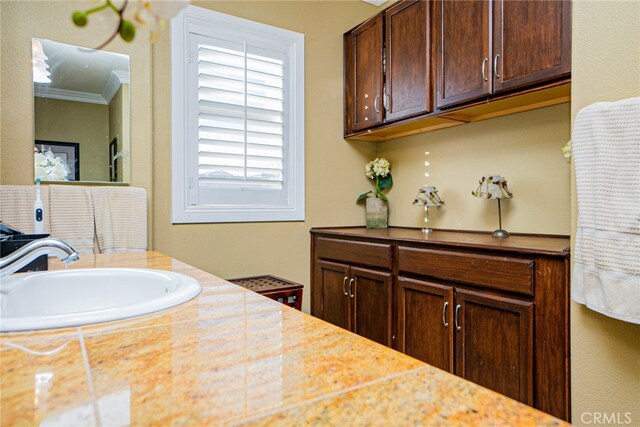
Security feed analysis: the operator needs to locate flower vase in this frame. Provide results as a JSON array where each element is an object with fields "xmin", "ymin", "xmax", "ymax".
[{"xmin": 366, "ymin": 198, "xmax": 388, "ymax": 229}]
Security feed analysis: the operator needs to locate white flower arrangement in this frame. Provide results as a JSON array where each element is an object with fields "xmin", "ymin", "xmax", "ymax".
[
  {"xmin": 34, "ymin": 149, "xmax": 70, "ymax": 182},
  {"xmin": 358, "ymin": 158, "xmax": 393, "ymax": 202}
]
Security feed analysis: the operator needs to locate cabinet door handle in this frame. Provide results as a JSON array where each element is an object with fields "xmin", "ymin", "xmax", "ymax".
[
  {"xmin": 349, "ymin": 278, "xmax": 355, "ymax": 298},
  {"xmin": 374, "ymin": 95, "xmax": 380, "ymax": 113},
  {"xmin": 482, "ymin": 57, "xmax": 489, "ymax": 81},
  {"xmin": 342, "ymin": 276, "xmax": 348, "ymax": 296},
  {"xmin": 442, "ymin": 301, "xmax": 449, "ymax": 328},
  {"xmin": 493, "ymin": 54, "xmax": 501, "ymax": 78},
  {"xmin": 454, "ymin": 304, "xmax": 462, "ymax": 331}
]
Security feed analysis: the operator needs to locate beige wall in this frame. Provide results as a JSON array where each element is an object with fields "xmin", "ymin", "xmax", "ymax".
[
  {"xmin": 152, "ymin": 1, "xmax": 377, "ymax": 313},
  {"xmin": 379, "ymin": 104, "xmax": 571, "ymax": 234},
  {"xmin": 35, "ymin": 97, "xmax": 110, "ymax": 182},
  {"xmin": 570, "ymin": 1, "xmax": 640, "ymax": 424},
  {"xmin": 0, "ymin": 1, "xmax": 153, "ymax": 245}
]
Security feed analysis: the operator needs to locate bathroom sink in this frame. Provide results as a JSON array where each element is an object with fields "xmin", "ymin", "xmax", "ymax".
[{"xmin": 0, "ymin": 268, "xmax": 201, "ymax": 332}]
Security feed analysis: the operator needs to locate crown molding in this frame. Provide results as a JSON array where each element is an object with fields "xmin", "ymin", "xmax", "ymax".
[
  {"xmin": 33, "ymin": 86, "xmax": 107, "ymax": 105},
  {"xmin": 362, "ymin": 0, "xmax": 388, "ymax": 6},
  {"xmin": 102, "ymin": 70, "xmax": 130, "ymax": 103}
]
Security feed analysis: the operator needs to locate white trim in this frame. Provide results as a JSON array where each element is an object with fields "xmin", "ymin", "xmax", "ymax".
[
  {"xmin": 171, "ymin": 6, "xmax": 305, "ymax": 224},
  {"xmin": 33, "ymin": 86, "xmax": 107, "ymax": 105},
  {"xmin": 102, "ymin": 71, "xmax": 129, "ymax": 103},
  {"xmin": 362, "ymin": 0, "xmax": 389, "ymax": 5}
]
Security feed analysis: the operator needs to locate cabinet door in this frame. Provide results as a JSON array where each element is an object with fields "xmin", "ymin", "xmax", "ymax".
[
  {"xmin": 344, "ymin": 13, "xmax": 384, "ymax": 133},
  {"xmin": 454, "ymin": 288, "xmax": 533, "ymax": 405},
  {"xmin": 493, "ymin": 0, "xmax": 571, "ymax": 93},
  {"xmin": 314, "ymin": 260, "xmax": 350, "ymax": 330},
  {"xmin": 436, "ymin": 0, "xmax": 491, "ymax": 108},
  {"xmin": 351, "ymin": 267, "xmax": 393, "ymax": 347},
  {"xmin": 397, "ymin": 277, "xmax": 454, "ymax": 372},
  {"xmin": 384, "ymin": 0, "xmax": 432, "ymax": 122}
]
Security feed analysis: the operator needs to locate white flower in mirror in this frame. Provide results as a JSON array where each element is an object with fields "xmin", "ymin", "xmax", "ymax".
[{"xmin": 34, "ymin": 149, "xmax": 70, "ymax": 182}]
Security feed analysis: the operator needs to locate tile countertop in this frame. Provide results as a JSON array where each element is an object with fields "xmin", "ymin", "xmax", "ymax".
[{"xmin": 0, "ymin": 251, "xmax": 567, "ymax": 426}]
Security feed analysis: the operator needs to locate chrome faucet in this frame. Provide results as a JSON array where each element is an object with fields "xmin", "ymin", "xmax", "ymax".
[{"xmin": 0, "ymin": 238, "xmax": 79, "ymax": 278}]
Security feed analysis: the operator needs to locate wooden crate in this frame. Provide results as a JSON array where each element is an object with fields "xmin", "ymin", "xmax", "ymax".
[{"xmin": 228, "ymin": 275, "xmax": 303, "ymax": 311}]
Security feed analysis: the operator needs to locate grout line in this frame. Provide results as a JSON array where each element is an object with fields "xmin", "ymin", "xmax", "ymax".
[
  {"xmin": 78, "ymin": 328, "xmax": 103, "ymax": 427},
  {"xmin": 228, "ymin": 365, "xmax": 431, "ymax": 425}
]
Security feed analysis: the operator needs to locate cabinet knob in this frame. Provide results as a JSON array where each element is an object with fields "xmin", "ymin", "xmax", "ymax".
[
  {"xmin": 455, "ymin": 304, "xmax": 462, "ymax": 331},
  {"xmin": 442, "ymin": 301, "xmax": 449, "ymax": 328}
]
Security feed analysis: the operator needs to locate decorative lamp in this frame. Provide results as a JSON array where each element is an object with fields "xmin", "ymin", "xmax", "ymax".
[
  {"xmin": 472, "ymin": 175, "xmax": 513, "ymax": 238},
  {"xmin": 413, "ymin": 186, "xmax": 444, "ymax": 233}
]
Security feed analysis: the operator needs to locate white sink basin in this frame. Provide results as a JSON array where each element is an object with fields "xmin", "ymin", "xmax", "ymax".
[{"xmin": 0, "ymin": 268, "xmax": 201, "ymax": 332}]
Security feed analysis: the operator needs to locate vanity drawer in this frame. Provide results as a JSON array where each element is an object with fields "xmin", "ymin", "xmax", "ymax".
[
  {"xmin": 315, "ymin": 237, "xmax": 392, "ymax": 269},
  {"xmin": 398, "ymin": 247, "xmax": 534, "ymax": 295}
]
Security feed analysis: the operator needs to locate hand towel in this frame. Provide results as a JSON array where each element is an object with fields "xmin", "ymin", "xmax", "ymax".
[
  {"xmin": 92, "ymin": 187, "xmax": 147, "ymax": 253},
  {"xmin": 48, "ymin": 186, "xmax": 97, "ymax": 254},
  {"xmin": 572, "ymin": 97, "xmax": 640, "ymax": 324},
  {"xmin": 0, "ymin": 185, "xmax": 50, "ymax": 234}
]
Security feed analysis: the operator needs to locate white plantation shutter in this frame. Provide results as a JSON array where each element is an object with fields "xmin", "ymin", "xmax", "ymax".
[
  {"xmin": 196, "ymin": 38, "xmax": 285, "ymax": 186},
  {"xmin": 172, "ymin": 7, "xmax": 304, "ymax": 223}
]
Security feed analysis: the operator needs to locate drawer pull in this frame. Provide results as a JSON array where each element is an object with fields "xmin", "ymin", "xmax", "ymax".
[
  {"xmin": 349, "ymin": 278, "xmax": 355, "ymax": 298},
  {"xmin": 455, "ymin": 304, "xmax": 462, "ymax": 331},
  {"xmin": 482, "ymin": 57, "xmax": 489, "ymax": 81},
  {"xmin": 494, "ymin": 54, "xmax": 501, "ymax": 78},
  {"xmin": 442, "ymin": 301, "xmax": 449, "ymax": 328},
  {"xmin": 342, "ymin": 276, "xmax": 348, "ymax": 296}
]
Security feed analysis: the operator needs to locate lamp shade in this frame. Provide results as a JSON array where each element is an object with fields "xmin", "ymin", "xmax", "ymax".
[
  {"xmin": 413, "ymin": 186, "xmax": 445, "ymax": 207},
  {"xmin": 472, "ymin": 175, "xmax": 512, "ymax": 200}
]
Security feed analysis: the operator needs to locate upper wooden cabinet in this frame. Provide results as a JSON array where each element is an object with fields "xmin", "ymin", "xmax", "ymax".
[
  {"xmin": 344, "ymin": 0, "xmax": 431, "ymax": 134},
  {"xmin": 384, "ymin": 0, "xmax": 432, "ymax": 122},
  {"xmin": 493, "ymin": 0, "xmax": 571, "ymax": 92},
  {"xmin": 344, "ymin": 14, "xmax": 384, "ymax": 133},
  {"xmin": 344, "ymin": 0, "xmax": 571, "ymax": 140},
  {"xmin": 436, "ymin": 0, "xmax": 571, "ymax": 109},
  {"xmin": 435, "ymin": 0, "xmax": 491, "ymax": 108}
]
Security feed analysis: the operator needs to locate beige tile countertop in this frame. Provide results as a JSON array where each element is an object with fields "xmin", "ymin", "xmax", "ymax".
[{"xmin": 1, "ymin": 252, "xmax": 568, "ymax": 426}]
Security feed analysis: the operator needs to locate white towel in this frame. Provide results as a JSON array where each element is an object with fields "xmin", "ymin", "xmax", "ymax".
[
  {"xmin": 0, "ymin": 185, "xmax": 50, "ymax": 234},
  {"xmin": 92, "ymin": 187, "xmax": 147, "ymax": 253},
  {"xmin": 572, "ymin": 97, "xmax": 640, "ymax": 324},
  {"xmin": 48, "ymin": 186, "xmax": 98, "ymax": 254}
]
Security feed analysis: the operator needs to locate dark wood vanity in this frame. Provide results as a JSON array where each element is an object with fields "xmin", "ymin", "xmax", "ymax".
[{"xmin": 310, "ymin": 227, "xmax": 570, "ymax": 421}]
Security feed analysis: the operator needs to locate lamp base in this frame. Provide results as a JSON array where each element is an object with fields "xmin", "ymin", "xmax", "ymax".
[
  {"xmin": 422, "ymin": 228, "xmax": 434, "ymax": 234},
  {"xmin": 492, "ymin": 229, "xmax": 510, "ymax": 238}
]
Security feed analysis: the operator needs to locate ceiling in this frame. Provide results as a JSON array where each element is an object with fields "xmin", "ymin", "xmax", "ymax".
[{"xmin": 36, "ymin": 38, "xmax": 129, "ymax": 103}]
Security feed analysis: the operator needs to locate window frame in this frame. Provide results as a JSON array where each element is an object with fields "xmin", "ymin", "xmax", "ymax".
[{"xmin": 171, "ymin": 6, "xmax": 305, "ymax": 224}]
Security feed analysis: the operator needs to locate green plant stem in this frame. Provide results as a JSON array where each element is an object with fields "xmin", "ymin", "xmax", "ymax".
[
  {"xmin": 375, "ymin": 176, "xmax": 380, "ymax": 198},
  {"xmin": 85, "ymin": 2, "xmax": 111, "ymax": 16},
  {"xmin": 93, "ymin": 0, "xmax": 129, "ymax": 50},
  {"xmin": 106, "ymin": 0, "xmax": 120, "ymax": 14}
]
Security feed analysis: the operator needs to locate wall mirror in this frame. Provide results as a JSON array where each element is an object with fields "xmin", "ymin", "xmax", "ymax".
[{"xmin": 32, "ymin": 38, "xmax": 131, "ymax": 183}]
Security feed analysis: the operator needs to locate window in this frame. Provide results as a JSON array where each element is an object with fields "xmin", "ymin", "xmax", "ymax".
[{"xmin": 171, "ymin": 6, "xmax": 304, "ymax": 223}]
